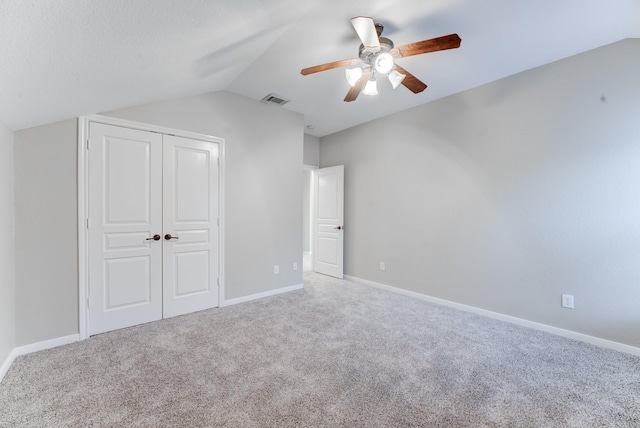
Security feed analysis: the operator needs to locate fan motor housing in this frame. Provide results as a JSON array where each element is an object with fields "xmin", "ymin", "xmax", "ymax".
[{"xmin": 359, "ymin": 37, "xmax": 394, "ymax": 63}]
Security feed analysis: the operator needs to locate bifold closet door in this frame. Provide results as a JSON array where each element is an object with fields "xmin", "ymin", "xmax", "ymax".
[
  {"xmin": 88, "ymin": 123, "xmax": 163, "ymax": 335},
  {"xmin": 88, "ymin": 123, "xmax": 219, "ymax": 335}
]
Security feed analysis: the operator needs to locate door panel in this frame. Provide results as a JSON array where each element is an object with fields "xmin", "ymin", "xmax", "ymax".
[
  {"xmin": 88, "ymin": 123, "xmax": 163, "ymax": 335},
  {"xmin": 162, "ymin": 135, "xmax": 219, "ymax": 318},
  {"xmin": 317, "ymin": 237, "xmax": 338, "ymax": 265},
  {"xmin": 104, "ymin": 256, "xmax": 151, "ymax": 308},
  {"xmin": 173, "ymin": 251, "xmax": 210, "ymax": 296},
  {"xmin": 174, "ymin": 147, "xmax": 210, "ymax": 222},
  {"xmin": 104, "ymin": 139, "xmax": 153, "ymax": 224},
  {"xmin": 314, "ymin": 165, "xmax": 344, "ymax": 278},
  {"xmin": 318, "ymin": 174, "xmax": 339, "ymax": 219}
]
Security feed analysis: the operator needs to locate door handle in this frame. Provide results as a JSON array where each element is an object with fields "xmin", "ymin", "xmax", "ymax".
[
  {"xmin": 334, "ymin": 226, "xmax": 343, "ymax": 230},
  {"xmin": 146, "ymin": 234, "xmax": 161, "ymax": 241},
  {"xmin": 164, "ymin": 234, "xmax": 179, "ymax": 240}
]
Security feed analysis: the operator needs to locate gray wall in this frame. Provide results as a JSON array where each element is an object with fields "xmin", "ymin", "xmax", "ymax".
[
  {"xmin": 320, "ymin": 39, "xmax": 640, "ymax": 348},
  {"xmin": 14, "ymin": 120, "xmax": 78, "ymax": 346},
  {"xmin": 303, "ymin": 134, "xmax": 320, "ymax": 167},
  {"xmin": 12, "ymin": 91, "xmax": 304, "ymax": 345},
  {"xmin": 0, "ymin": 122, "xmax": 15, "ymax": 363},
  {"xmin": 303, "ymin": 134, "xmax": 320, "ymax": 254}
]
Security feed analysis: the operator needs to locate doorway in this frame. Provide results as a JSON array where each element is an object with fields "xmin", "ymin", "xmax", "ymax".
[{"xmin": 303, "ymin": 165, "xmax": 345, "ymax": 278}]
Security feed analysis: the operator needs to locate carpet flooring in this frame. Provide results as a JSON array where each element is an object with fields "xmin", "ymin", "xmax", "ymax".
[{"xmin": 1, "ymin": 273, "xmax": 639, "ymax": 427}]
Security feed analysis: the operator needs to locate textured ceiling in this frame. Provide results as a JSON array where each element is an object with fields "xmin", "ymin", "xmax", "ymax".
[{"xmin": 1, "ymin": 0, "xmax": 638, "ymax": 136}]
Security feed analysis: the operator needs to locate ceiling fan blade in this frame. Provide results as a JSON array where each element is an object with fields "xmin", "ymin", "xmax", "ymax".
[
  {"xmin": 301, "ymin": 59, "xmax": 358, "ymax": 76},
  {"xmin": 344, "ymin": 69, "xmax": 372, "ymax": 102},
  {"xmin": 394, "ymin": 65, "xmax": 427, "ymax": 94},
  {"xmin": 394, "ymin": 34, "xmax": 461, "ymax": 58},
  {"xmin": 351, "ymin": 16, "xmax": 380, "ymax": 49}
]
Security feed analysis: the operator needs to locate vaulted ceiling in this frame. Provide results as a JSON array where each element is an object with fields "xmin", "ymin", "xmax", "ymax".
[{"xmin": 1, "ymin": 0, "xmax": 638, "ymax": 136}]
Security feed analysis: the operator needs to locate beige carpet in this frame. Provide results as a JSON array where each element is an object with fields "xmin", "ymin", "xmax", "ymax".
[{"xmin": 1, "ymin": 273, "xmax": 639, "ymax": 427}]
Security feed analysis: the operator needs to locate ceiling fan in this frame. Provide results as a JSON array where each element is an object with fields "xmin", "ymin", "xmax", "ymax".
[{"xmin": 300, "ymin": 16, "xmax": 461, "ymax": 102}]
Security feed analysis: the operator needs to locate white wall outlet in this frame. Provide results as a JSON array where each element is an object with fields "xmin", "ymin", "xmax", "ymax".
[
  {"xmin": 274, "ymin": 265, "xmax": 279, "ymax": 275},
  {"xmin": 293, "ymin": 262, "xmax": 298, "ymax": 271},
  {"xmin": 379, "ymin": 262, "xmax": 386, "ymax": 271},
  {"xmin": 561, "ymin": 294, "xmax": 574, "ymax": 309}
]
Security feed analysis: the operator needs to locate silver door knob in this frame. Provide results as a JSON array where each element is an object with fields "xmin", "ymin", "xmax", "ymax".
[{"xmin": 164, "ymin": 234, "xmax": 179, "ymax": 240}]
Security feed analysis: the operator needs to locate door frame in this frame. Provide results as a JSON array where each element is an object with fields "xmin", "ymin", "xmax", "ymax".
[
  {"xmin": 303, "ymin": 165, "xmax": 318, "ymax": 272},
  {"xmin": 77, "ymin": 114, "xmax": 226, "ymax": 340}
]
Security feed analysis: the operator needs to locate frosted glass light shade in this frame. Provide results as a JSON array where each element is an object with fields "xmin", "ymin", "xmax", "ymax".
[
  {"xmin": 374, "ymin": 52, "xmax": 394, "ymax": 74},
  {"xmin": 362, "ymin": 78, "xmax": 378, "ymax": 96},
  {"xmin": 345, "ymin": 67, "xmax": 363, "ymax": 86},
  {"xmin": 388, "ymin": 69, "xmax": 406, "ymax": 89}
]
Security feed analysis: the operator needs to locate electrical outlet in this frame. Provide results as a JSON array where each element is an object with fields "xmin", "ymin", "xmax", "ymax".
[
  {"xmin": 274, "ymin": 265, "xmax": 279, "ymax": 275},
  {"xmin": 561, "ymin": 294, "xmax": 574, "ymax": 309},
  {"xmin": 379, "ymin": 262, "xmax": 386, "ymax": 271},
  {"xmin": 293, "ymin": 262, "xmax": 298, "ymax": 271}
]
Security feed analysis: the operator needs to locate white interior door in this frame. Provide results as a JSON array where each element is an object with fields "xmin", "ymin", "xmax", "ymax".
[
  {"xmin": 88, "ymin": 123, "xmax": 163, "ymax": 335},
  {"xmin": 162, "ymin": 135, "xmax": 219, "ymax": 318},
  {"xmin": 314, "ymin": 165, "xmax": 344, "ymax": 278},
  {"xmin": 88, "ymin": 123, "xmax": 220, "ymax": 335}
]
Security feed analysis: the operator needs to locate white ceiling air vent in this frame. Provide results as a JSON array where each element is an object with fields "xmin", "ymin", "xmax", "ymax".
[{"xmin": 261, "ymin": 93, "xmax": 290, "ymax": 106}]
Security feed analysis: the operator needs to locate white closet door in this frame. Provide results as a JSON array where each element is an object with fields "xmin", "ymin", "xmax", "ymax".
[
  {"xmin": 162, "ymin": 135, "xmax": 219, "ymax": 317},
  {"xmin": 88, "ymin": 123, "xmax": 163, "ymax": 335}
]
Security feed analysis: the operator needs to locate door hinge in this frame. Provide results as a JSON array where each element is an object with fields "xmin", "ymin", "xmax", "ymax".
[
  {"xmin": 86, "ymin": 218, "xmax": 90, "ymax": 229},
  {"xmin": 86, "ymin": 139, "xmax": 90, "ymax": 150},
  {"xmin": 217, "ymin": 218, "xmax": 219, "ymax": 227},
  {"xmin": 87, "ymin": 297, "xmax": 91, "ymax": 308}
]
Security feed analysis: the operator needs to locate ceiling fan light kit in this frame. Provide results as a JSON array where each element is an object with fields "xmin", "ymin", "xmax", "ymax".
[
  {"xmin": 363, "ymin": 78, "xmax": 378, "ymax": 96},
  {"xmin": 374, "ymin": 52, "xmax": 394, "ymax": 74},
  {"xmin": 301, "ymin": 16, "xmax": 461, "ymax": 102},
  {"xmin": 388, "ymin": 69, "xmax": 406, "ymax": 89},
  {"xmin": 345, "ymin": 67, "xmax": 364, "ymax": 86}
]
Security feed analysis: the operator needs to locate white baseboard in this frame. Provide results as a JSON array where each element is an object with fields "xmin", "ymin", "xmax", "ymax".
[
  {"xmin": 222, "ymin": 283, "xmax": 304, "ymax": 307},
  {"xmin": 0, "ymin": 349, "xmax": 18, "ymax": 383},
  {"xmin": 345, "ymin": 275, "xmax": 640, "ymax": 357},
  {"xmin": 0, "ymin": 334, "xmax": 80, "ymax": 383}
]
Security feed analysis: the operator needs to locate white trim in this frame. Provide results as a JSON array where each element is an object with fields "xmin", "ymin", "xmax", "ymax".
[
  {"xmin": 345, "ymin": 275, "xmax": 640, "ymax": 357},
  {"xmin": 0, "ymin": 349, "xmax": 17, "ymax": 382},
  {"xmin": 218, "ymin": 135, "xmax": 226, "ymax": 306},
  {"xmin": 222, "ymin": 283, "xmax": 304, "ymax": 307},
  {"xmin": 77, "ymin": 119, "xmax": 88, "ymax": 339},
  {"xmin": 303, "ymin": 165, "xmax": 317, "ymax": 272},
  {"xmin": 81, "ymin": 114, "xmax": 223, "ymax": 142},
  {"xmin": 78, "ymin": 114, "xmax": 226, "ymax": 339},
  {"xmin": 1, "ymin": 334, "xmax": 80, "ymax": 382},
  {"xmin": 13, "ymin": 334, "xmax": 80, "ymax": 356}
]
